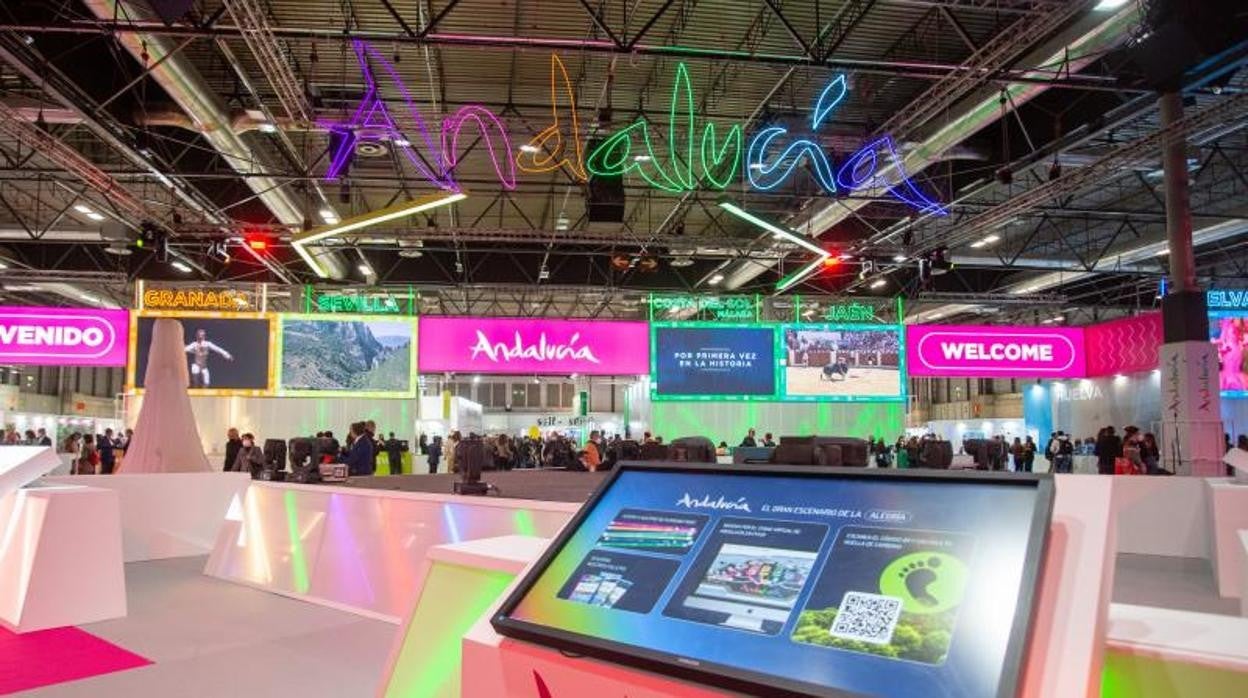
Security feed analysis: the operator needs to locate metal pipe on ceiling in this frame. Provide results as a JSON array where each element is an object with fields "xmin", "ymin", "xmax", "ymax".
[
  {"xmin": 79, "ymin": 0, "xmax": 346, "ymax": 279},
  {"xmin": 719, "ymin": 3, "xmax": 1143, "ymax": 291}
]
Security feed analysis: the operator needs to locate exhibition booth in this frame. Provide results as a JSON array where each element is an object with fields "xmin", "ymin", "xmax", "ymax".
[{"xmin": 2, "ymin": 288, "xmax": 1248, "ymax": 697}]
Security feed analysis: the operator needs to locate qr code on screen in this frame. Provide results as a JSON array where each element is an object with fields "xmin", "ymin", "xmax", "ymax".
[{"xmin": 828, "ymin": 591, "xmax": 903, "ymax": 645}]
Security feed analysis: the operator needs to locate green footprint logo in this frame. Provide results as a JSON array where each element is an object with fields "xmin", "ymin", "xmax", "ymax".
[{"xmin": 879, "ymin": 552, "xmax": 968, "ymax": 615}]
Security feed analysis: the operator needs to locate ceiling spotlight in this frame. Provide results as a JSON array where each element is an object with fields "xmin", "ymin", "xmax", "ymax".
[
  {"xmin": 257, "ymin": 122, "xmax": 278, "ymax": 134},
  {"xmin": 749, "ymin": 163, "xmax": 765, "ymax": 170},
  {"xmin": 319, "ymin": 208, "xmax": 339, "ymax": 225},
  {"xmin": 633, "ymin": 154, "xmax": 652, "ymax": 163},
  {"xmin": 708, "ymin": 273, "xmax": 724, "ymax": 286},
  {"xmin": 870, "ymin": 278, "xmax": 887, "ymax": 289},
  {"xmin": 171, "ymin": 261, "xmax": 192, "ymax": 273},
  {"xmin": 670, "ymin": 257, "xmax": 694, "ymax": 268},
  {"xmin": 473, "ymin": 375, "xmax": 481, "ymax": 384},
  {"xmin": 519, "ymin": 144, "xmax": 540, "ymax": 154},
  {"xmin": 73, "ymin": 204, "xmax": 93, "ymax": 214},
  {"xmin": 555, "ymin": 214, "xmax": 569, "ymax": 231},
  {"xmin": 538, "ymin": 266, "xmax": 550, "ymax": 281},
  {"xmin": 893, "ymin": 254, "xmax": 907, "ymax": 263},
  {"xmin": 358, "ymin": 263, "xmax": 374, "ymax": 276},
  {"xmin": 392, "ymin": 138, "xmax": 412, "ymax": 147},
  {"xmin": 86, "ymin": 212, "xmax": 106, "ymax": 221}
]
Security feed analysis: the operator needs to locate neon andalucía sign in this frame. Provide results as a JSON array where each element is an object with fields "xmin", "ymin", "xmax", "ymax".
[{"xmin": 319, "ymin": 40, "xmax": 944, "ymax": 214}]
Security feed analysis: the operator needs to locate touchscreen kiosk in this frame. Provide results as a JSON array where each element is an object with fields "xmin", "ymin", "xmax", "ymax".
[{"xmin": 493, "ymin": 464, "xmax": 1054, "ymax": 698}]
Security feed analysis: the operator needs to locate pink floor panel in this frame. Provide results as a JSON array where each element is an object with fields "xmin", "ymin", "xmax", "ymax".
[{"xmin": 0, "ymin": 626, "xmax": 151, "ymax": 695}]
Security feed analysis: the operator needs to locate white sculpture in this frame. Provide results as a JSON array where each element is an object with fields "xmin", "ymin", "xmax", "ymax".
[{"xmin": 123, "ymin": 318, "xmax": 211, "ymax": 473}]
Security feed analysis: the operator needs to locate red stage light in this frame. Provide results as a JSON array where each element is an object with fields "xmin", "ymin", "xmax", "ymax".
[
  {"xmin": 247, "ymin": 239, "xmax": 267, "ymax": 251},
  {"xmin": 822, "ymin": 256, "xmax": 841, "ymax": 268}
]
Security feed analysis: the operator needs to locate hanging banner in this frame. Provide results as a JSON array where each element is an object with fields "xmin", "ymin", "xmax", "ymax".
[
  {"xmin": 305, "ymin": 286, "xmax": 415, "ymax": 315},
  {"xmin": 648, "ymin": 294, "xmax": 758, "ymax": 323},
  {"xmin": 418, "ymin": 317, "xmax": 649, "ymax": 376},
  {"xmin": 906, "ymin": 325, "xmax": 1085, "ymax": 378},
  {"xmin": 1084, "ymin": 313, "xmax": 1163, "ymax": 377},
  {"xmin": 0, "ymin": 306, "xmax": 129, "ymax": 367}
]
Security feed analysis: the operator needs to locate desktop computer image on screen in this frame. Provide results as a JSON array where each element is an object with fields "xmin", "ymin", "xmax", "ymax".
[{"xmin": 493, "ymin": 465, "xmax": 1053, "ymax": 698}]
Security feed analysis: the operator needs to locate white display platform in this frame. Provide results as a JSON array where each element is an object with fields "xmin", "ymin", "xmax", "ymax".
[
  {"xmin": 204, "ymin": 482, "xmax": 579, "ymax": 621},
  {"xmin": 1113, "ymin": 476, "xmax": 1211, "ymax": 559},
  {"xmin": 1240, "ymin": 531, "xmax": 1248, "ymax": 617},
  {"xmin": 455, "ymin": 475, "xmax": 1117, "ymax": 698},
  {"xmin": 43, "ymin": 472, "xmax": 250, "ymax": 562},
  {"xmin": 0, "ymin": 446, "xmax": 61, "ymax": 497},
  {"xmin": 1107, "ymin": 603, "xmax": 1248, "ymax": 673},
  {"xmin": 379, "ymin": 535, "xmax": 551, "ymax": 698},
  {"xmin": 0, "ymin": 484, "xmax": 126, "ymax": 632},
  {"xmin": 1207, "ymin": 479, "xmax": 1248, "ymax": 598}
]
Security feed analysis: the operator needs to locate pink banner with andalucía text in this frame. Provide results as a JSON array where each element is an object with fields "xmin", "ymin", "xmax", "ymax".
[
  {"xmin": 0, "ymin": 306, "xmax": 129, "ymax": 367},
  {"xmin": 906, "ymin": 324, "xmax": 1086, "ymax": 378},
  {"xmin": 418, "ymin": 317, "xmax": 650, "ymax": 375}
]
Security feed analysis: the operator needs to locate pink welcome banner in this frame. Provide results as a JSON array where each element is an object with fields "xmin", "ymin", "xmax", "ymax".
[
  {"xmin": 419, "ymin": 317, "xmax": 649, "ymax": 375},
  {"xmin": 0, "ymin": 306, "xmax": 129, "ymax": 367},
  {"xmin": 906, "ymin": 324, "xmax": 1085, "ymax": 377},
  {"xmin": 1084, "ymin": 312, "xmax": 1162, "ymax": 377}
]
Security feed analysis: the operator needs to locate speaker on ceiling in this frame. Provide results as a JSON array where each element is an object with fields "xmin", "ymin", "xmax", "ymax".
[{"xmin": 586, "ymin": 138, "xmax": 625, "ymax": 223}]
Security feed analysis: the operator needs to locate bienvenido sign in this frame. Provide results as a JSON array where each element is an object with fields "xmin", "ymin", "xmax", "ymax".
[
  {"xmin": 418, "ymin": 317, "xmax": 649, "ymax": 376},
  {"xmin": 906, "ymin": 325, "xmax": 1086, "ymax": 378},
  {"xmin": 0, "ymin": 306, "xmax": 129, "ymax": 367}
]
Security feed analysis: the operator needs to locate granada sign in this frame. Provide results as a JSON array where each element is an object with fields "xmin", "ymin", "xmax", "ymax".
[
  {"xmin": 418, "ymin": 317, "xmax": 649, "ymax": 375},
  {"xmin": 0, "ymin": 306, "xmax": 128, "ymax": 366},
  {"xmin": 906, "ymin": 325, "xmax": 1085, "ymax": 377}
]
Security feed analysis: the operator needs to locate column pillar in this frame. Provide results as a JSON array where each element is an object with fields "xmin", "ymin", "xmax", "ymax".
[{"xmin": 1157, "ymin": 92, "xmax": 1223, "ymax": 476}]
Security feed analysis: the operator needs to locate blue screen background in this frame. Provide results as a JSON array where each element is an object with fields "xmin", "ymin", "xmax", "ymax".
[{"xmin": 654, "ymin": 326, "xmax": 775, "ymax": 396}]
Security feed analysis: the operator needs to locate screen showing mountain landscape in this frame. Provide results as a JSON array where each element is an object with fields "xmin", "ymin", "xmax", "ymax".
[{"xmin": 280, "ymin": 318, "xmax": 414, "ymax": 394}]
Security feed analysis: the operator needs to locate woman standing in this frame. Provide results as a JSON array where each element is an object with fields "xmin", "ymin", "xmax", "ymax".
[
  {"xmin": 1141, "ymin": 433, "xmax": 1161, "ymax": 474},
  {"xmin": 1022, "ymin": 436, "xmax": 1036, "ymax": 473}
]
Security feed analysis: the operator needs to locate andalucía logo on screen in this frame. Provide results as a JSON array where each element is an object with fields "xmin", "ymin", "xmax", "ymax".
[
  {"xmin": 418, "ymin": 317, "xmax": 649, "ymax": 376},
  {"xmin": 906, "ymin": 325, "xmax": 1085, "ymax": 378},
  {"xmin": 470, "ymin": 330, "xmax": 600, "ymax": 365},
  {"xmin": 0, "ymin": 307, "xmax": 129, "ymax": 367}
]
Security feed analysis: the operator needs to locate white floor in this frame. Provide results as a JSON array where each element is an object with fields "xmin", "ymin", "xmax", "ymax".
[
  {"xmin": 20, "ymin": 556, "xmax": 396, "ymax": 697},
  {"xmin": 1113, "ymin": 553, "xmax": 1241, "ymax": 616}
]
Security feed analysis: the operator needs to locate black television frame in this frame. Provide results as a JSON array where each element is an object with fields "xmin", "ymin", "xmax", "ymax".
[{"xmin": 492, "ymin": 462, "xmax": 1055, "ymax": 698}]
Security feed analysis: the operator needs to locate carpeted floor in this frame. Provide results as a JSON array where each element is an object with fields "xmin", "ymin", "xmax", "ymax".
[{"xmin": 342, "ymin": 469, "xmax": 608, "ymax": 503}]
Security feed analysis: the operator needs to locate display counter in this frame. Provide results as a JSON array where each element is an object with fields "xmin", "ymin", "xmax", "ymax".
[
  {"xmin": 1207, "ymin": 479, "xmax": 1248, "ymax": 598},
  {"xmin": 43, "ymin": 472, "xmax": 250, "ymax": 562},
  {"xmin": 204, "ymin": 481, "xmax": 578, "ymax": 621},
  {"xmin": 0, "ymin": 484, "xmax": 126, "ymax": 632}
]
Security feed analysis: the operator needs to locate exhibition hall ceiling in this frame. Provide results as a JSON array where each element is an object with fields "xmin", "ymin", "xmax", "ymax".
[{"xmin": 0, "ymin": 1, "xmax": 1244, "ymax": 322}]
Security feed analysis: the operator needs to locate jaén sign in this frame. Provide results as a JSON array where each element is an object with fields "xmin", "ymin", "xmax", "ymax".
[
  {"xmin": 906, "ymin": 324, "xmax": 1085, "ymax": 378},
  {"xmin": 0, "ymin": 306, "xmax": 129, "ymax": 367}
]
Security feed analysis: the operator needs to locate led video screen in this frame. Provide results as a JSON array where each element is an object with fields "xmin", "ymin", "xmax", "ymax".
[
  {"xmin": 782, "ymin": 324, "xmax": 905, "ymax": 402},
  {"xmin": 132, "ymin": 315, "xmax": 273, "ymax": 394},
  {"xmin": 652, "ymin": 324, "xmax": 776, "ymax": 400},
  {"xmin": 494, "ymin": 465, "xmax": 1053, "ymax": 698},
  {"xmin": 1211, "ymin": 313, "xmax": 1248, "ymax": 398},
  {"xmin": 278, "ymin": 315, "xmax": 415, "ymax": 396}
]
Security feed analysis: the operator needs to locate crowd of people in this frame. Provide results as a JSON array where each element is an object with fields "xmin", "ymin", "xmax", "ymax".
[{"xmin": 58, "ymin": 428, "xmax": 132, "ymax": 475}]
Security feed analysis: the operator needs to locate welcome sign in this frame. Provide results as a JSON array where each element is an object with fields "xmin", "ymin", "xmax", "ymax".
[
  {"xmin": 418, "ymin": 317, "xmax": 649, "ymax": 376},
  {"xmin": 906, "ymin": 325, "xmax": 1085, "ymax": 378},
  {"xmin": 0, "ymin": 306, "xmax": 129, "ymax": 366}
]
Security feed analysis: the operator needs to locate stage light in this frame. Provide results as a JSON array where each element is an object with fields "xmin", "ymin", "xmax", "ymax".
[
  {"xmin": 86, "ymin": 212, "xmax": 106, "ymax": 221},
  {"xmin": 393, "ymin": 138, "xmax": 411, "ymax": 147},
  {"xmin": 293, "ymin": 191, "xmax": 466, "ymax": 276},
  {"xmin": 717, "ymin": 202, "xmax": 828, "ymax": 257},
  {"xmin": 519, "ymin": 144, "xmax": 540, "ymax": 154},
  {"xmin": 823, "ymin": 256, "xmax": 841, "ymax": 268},
  {"xmin": 73, "ymin": 204, "xmax": 93, "ymax": 214},
  {"xmin": 257, "ymin": 122, "xmax": 278, "ymax": 134},
  {"xmin": 871, "ymin": 278, "xmax": 887, "ymax": 289},
  {"xmin": 247, "ymin": 238, "xmax": 268, "ymax": 251},
  {"xmin": 1094, "ymin": 0, "xmax": 1128, "ymax": 9},
  {"xmin": 171, "ymin": 261, "xmax": 192, "ymax": 273},
  {"xmin": 893, "ymin": 254, "xmax": 907, "ymax": 263},
  {"xmin": 319, "ymin": 208, "xmax": 340, "ymax": 225},
  {"xmin": 708, "ymin": 273, "xmax": 724, "ymax": 286},
  {"xmin": 358, "ymin": 263, "xmax": 374, "ymax": 277}
]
